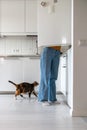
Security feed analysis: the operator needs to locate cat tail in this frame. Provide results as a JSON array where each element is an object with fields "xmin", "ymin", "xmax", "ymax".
[{"xmin": 8, "ymin": 80, "xmax": 17, "ymax": 86}]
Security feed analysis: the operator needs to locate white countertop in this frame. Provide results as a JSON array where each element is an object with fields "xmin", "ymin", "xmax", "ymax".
[{"xmin": 38, "ymin": 44, "xmax": 71, "ymax": 53}]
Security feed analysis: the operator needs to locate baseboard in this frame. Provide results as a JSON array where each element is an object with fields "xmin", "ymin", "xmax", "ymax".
[
  {"xmin": 0, "ymin": 91, "xmax": 62, "ymax": 95},
  {"xmin": 70, "ymin": 108, "xmax": 87, "ymax": 117},
  {"xmin": 0, "ymin": 91, "xmax": 15, "ymax": 94},
  {"xmin": 0, "ymin": 91, "xmax": 39, "ymax": 95}
]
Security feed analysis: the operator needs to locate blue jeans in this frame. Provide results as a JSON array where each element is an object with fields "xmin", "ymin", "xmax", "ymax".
[{"xmin": 38, "ymin": 47, "xmax": 60, "ymax": 102}]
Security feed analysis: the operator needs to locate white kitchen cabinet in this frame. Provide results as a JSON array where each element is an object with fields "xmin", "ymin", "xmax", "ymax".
[
  {"xmin": 60, "ymin": 54, "xmax": 67, "ymax": 96},
  {"xmin": 0, "ymin": 0, "xmax": 25, "ymax": 34},
  {"xmin": 0, "ymin": 0, "xmax": 37, "ymax": 35},
  {"xmin": 0, "ymin": 58, "xmax": 40, "ymax": 92},
  {"xmin": 38, "ymin": 0, "xmax": 71, "ymax": 46},
  {"xmin": 26, "ymin": 0, "xmax": 37, "ymax": 35}
]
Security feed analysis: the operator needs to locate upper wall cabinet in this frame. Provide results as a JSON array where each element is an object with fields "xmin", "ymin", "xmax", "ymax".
[
  {"xmin": 38, "ymin": 0, "xmax": 71, "ymax": 47},
  {"xmin": 0, "ymin": 0, "xmax": 25, "ymax": 34},
  {"xmin": 0, "ymin": 0, "xmax": 37, "ymax": 36},
  {"xmin": 26, "ymin": 0, "xmax": 37, "ymax": 35}
]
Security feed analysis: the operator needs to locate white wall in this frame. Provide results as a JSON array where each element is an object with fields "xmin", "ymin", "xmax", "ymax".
[{"xmin": 71, "ymin": 0, "xmax": 87, "ymax": 116}]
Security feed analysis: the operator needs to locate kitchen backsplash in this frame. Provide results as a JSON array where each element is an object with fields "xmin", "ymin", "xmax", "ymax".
[{"xmin": 0, "ymin": 36, "xmax": 41, "ymax": 56}]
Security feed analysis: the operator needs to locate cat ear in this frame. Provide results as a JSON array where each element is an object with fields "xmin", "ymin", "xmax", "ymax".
[{"xmin": 34, "ymin": 81, "xmax": 39, "ymax": 86}]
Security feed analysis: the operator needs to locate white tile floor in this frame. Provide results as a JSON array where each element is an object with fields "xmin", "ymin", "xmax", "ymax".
[{"xmin": 0, "ymin": 94, "xmax": 87, "ymax": 130}]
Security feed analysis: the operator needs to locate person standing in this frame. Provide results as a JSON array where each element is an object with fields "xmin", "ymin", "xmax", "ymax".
[{"xmin": 38, "ymin": 46, "xmax": 62, "ymax": 105}]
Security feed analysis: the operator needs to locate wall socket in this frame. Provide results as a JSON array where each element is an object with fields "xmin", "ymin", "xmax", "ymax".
[
  {"xmin": 54, "ymin": 0, "xmax": 58, "ymax": 3},
  {"xmin": 78, "ymin": 40, "xmax": 87, "ymax": 46}
]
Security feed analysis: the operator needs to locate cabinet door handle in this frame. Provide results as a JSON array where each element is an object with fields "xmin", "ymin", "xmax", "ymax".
[{"xmin": 62, "ymin": 66, "xmax": 66, "ymax": 68}]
